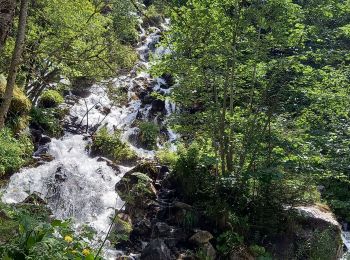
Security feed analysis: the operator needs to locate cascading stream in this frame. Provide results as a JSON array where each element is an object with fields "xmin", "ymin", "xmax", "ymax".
[{"xmin": 2, "ymin": 18, "xmax": 175, "ymax": 259}]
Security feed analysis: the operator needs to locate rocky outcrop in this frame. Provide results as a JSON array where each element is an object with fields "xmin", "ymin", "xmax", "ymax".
[{"xmin": 272, "ymin": 204, "xmax": 343, "ymax": 260}]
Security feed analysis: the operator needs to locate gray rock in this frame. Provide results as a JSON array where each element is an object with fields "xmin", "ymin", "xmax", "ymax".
[
  {"xmin": 141, "ymin": 239, "xmax": 171, "ymax": 260},
  {"xmin": 153, "ymin": 222, "xmax": 171, "ymax": 237}
]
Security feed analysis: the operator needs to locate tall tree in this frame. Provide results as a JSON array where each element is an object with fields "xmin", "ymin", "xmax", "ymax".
[
  {"xmin": 0, "ymin": 0, "xmax": 16, "ymax": 52},
  {"xmin": 0, "ymin": 0, "xmax": 29, "ymax": 129}
]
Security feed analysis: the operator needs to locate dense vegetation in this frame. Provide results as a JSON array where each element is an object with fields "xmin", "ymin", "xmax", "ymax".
[{"xmin": 0, "ymin": 0, "xmax": 350, "ymax": 259}]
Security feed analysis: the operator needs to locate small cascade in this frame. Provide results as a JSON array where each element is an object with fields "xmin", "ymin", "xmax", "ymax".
[{"xmin": 2, "ymin": 17, "xmax": 176, "ymax": 259}]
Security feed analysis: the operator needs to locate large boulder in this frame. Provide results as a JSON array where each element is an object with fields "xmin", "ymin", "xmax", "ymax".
[
  {"xmin": 273, "ymin": 205, "xmax": 343, "ymax": 260},
  {"xmin": 189, "ymin": 230, "xmax": 213, "ymax": 245},
  {"xmin": 140, "ymin": 239, "xmax": 171, "ymax": 260}
]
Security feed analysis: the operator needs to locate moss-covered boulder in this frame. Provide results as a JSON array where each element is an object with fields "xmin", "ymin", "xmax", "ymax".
[
  {"xmin": 0, "ymin": 75, "xmax": 31, "ymax": 117},
  {"xmin": 38, "ymin": 90, "xmax": 64, "ymax": 108}
]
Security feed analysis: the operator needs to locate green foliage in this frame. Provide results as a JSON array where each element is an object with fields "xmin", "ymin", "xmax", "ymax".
[
  {"xmin": 153, "ymin": 0, "xmax": 350, "ymax": 252},
  {"xmin": 0, "ymin": 128, "xmax": 33, "ymax": 176},
  {"xmin": 216, "ymin": 231, "xmax": 244, "ymax": 256},
  {"xmin": 0, "ymin": 203, "xmax": 101, "ymax": 260},
  {"xmin": 30, "ymin": 107, "xmax": 63, "ymax": 137},
  {"xmin": 0, "ymin": 0, "xmax": 138, "ymax": 99},
  {"xmin": 91, "ymin": 126, "xmax": 137, "ymax": 164},
  {"xmin": 156, "ymin": 145, "xmax": 178, "ymax": 166},
  {"xmin": 110, "ymin": 0, "xmax": 139, "ymax": 45},
  {"xmin": 296, "ymin": 228, "xmax": 341, "ymax": 260},
  {"xmin": 143, "ymin": 5, "xmax": 164, "ymax": 28},
  {"xmin": 173, "ymin": 143, "xmax": 216, "ymax": 203},
  {"xmin": 38, "ymin": 90, "xmax": 64, "ymax": 108},
  {"xmin": 138, "ymin": 121, "xmax": 160, "ymax": 149}
]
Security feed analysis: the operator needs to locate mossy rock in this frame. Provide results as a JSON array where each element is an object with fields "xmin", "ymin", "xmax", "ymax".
[
  {"xmin": 38, "ymin": 90, "xmax": 64, "ymax": 108},
  {"xmin": 0, "ymin": 75, "xmax": 31, "ymax": 117}
]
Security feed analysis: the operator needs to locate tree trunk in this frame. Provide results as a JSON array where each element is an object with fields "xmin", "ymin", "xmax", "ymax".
[
  {"xmin": 0, "ymin": 0, "xmax": 16, "ymax": 52},
  {"xmin": 0, "ymin": 0, "xmax": 29, "ymax": 129}
]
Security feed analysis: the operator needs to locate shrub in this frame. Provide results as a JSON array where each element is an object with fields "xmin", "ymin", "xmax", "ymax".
[
  {"xmin": 217, "ymin": 231, "xmax": 244, "ymax": 255},
  {"xmin": 30, "ymin": 107, "xmax": 63, "ymax": 137},
  {"xmin": 173, "ymin": 143, "xmax": 216, "ymax": 203},
  {"xmin": 138, "ymin": 121, "xmax": 159, "ymax": 149},
  {"xmin": 91, "ymin": 126, "xmax": 137, "ymax": 164},
  {"xmin": 38, "ymin": 90, "xmax": 64, "ymax": 108},
  {"xmin": 0, "ymin": 203, "xmax": 101, "ymax": 260},
  {"xmin": 156, "ymin": 145, "xmax": 178, "ymax": 166},
  {"xmin": 0, "ymin": 128, "xmax": 33, "ymax": 176}
]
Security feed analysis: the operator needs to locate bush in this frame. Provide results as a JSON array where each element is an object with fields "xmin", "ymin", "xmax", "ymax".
[
  {"xmin": 156, "ymin": 145, "xmax": 178, "ymax": 166},
  {"xmin": 38, "ymin": 90, "xmax": 64, "ymax": 108},
  {"xmin": 0, "ymin": 203, "xmax": 101, "ymax": 260},
  {"xmin": 173, "ymin": 143, "xmax": 216, "ymax": 203},
  {"xmin": 30, "ymin": 107, "xmax": 63, "ymax": 137},
  {"xmin": 0, "ymin": 128, "xmax": 33, "ymax": 176},
  {"xmin": 91, "ymin": 126, "xmax": 137, "ymax": 164},
  {"xmin": 138, "ymin": 121, "xmax": 160, "ymax": 149}
]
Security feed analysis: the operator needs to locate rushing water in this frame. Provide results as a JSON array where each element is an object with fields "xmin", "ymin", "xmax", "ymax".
[{"xmin": 2, "ymin": 19, "xmax": 174, "ymax": 258}]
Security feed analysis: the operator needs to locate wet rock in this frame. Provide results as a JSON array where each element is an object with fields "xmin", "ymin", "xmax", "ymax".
[
  {"xmin": 153, "ymin": 222, "xmax": 171, "ymax": 237},
  {"xmin": 189, "ymin": 230, "xmax": 213, "ymax": 245},
  {"xmin": 151, "ymin": 99, "xmax": 165, "ymax": 113},
  {"xmin": 54, "ymin": 165, "xmax": 68, "ymax": 182},
  {"xmin": 39, "ymin": 153, "xmax": 54, "ymax": 162},
  {"xmin": 39, "ymin": 135, "xmax": 51, "ymax": 146},
  {"xmin": 143, "ymin": 95, "xmax": 155, "ymax": 105},
  {"xmin": 161, "ymin": 73, "xmax": 175, "ymax": 88},
  {"xmin": 133, "ymin": 218, "xmax": 152, "ymax": 237},
  {"xmin": 97, "ymin": 157, "xmax": 121, "ymax": 173},
  {"xmin": 23, "ymin": 192, "xmax": 46, "ymax": 206},
  {"xmin": 30, "ymin": 129, "xmax": 42, "ymax": 144},
  {"xmin": 158, "ymin": 165, "xmax": 169, "ymax": 179},
  {"xmin": 100, "ymin": 106, "xmax": 111, "ymax": 115},
  {"xmin": 141, "ymin": 239, "xmax": 171, "ymax": 260}
]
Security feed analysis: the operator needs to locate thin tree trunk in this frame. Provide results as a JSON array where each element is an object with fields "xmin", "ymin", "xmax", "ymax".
[
  {"xmin": 0, "ymin": 0, "xmax": 16, "ymax": 52},
  {"xmin": 0, "ymin": 0, "xmax": 29, "ymax": 129}
]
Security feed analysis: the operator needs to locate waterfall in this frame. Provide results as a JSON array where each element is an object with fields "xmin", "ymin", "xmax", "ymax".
[{"xmin": 1, "ymin": 18, "xmax": 175, "ymax": 259}]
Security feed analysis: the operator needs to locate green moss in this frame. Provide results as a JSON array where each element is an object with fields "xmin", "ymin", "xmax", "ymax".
[
  {"xmin": 91, "ymin": 126, "xmax": 137, "ymax": 164},
  {"xmin": 0, "ymin": 75, "xmax": 31, "ymax": 117},
  {"xmin": 138, "ymin": 121, "xmax": 159, "ymax": 149},
  {"xmin": 0, "ymin": 128, "xmax": 34, "ymax": 177},
  {"xmin": 38, "ymin": 90, "xmax": 64, "ymax": 108}
]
